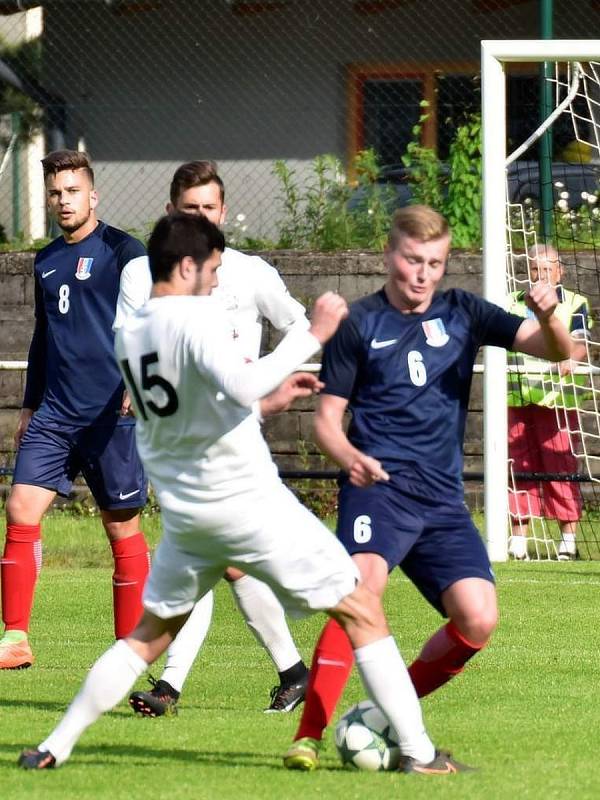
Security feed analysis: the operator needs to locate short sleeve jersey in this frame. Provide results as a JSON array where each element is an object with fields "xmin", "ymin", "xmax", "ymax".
[
  {"xmin": 321, "ymin": 288, "xmax": 524, "ymax": 499},
  {"xmin": 26, "ymin": 222, "xmax": 147, "ymax": 425}
]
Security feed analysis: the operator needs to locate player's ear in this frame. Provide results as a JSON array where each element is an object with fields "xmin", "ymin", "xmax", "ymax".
[
  {"xmin": 179, "ymin": 255, "xmax": 195, "ymax": 279},
  {"xmin": 219, "ymin": 203, "xmax": 227, "ymax": 226},
  {"xmin": 166, "ymin": 202, "xmax": 174, "ymax": 214},
  {"xmin": 89, "ymin": 189, "xmax": 98, "ymax": 210}
]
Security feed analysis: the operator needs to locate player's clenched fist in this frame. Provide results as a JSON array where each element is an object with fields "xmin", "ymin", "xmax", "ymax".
[
  {"xmin": 525, "ymin": 282, "xmax": 559, "ymax": 322},
  {"xmin": 309, "ymin": 291, "xmax": 349, "ymax": 344}
]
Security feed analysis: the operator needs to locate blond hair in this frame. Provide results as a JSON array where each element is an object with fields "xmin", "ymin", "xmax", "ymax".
[{"xmin": 388, "ymin": 205, "xmax": 450, "ymax": 249}]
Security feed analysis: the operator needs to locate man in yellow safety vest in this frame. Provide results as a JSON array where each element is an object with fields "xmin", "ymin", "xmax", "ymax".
[{"xmin": 507, "ymin": 244, "xmax": 592, "ymax": 560}]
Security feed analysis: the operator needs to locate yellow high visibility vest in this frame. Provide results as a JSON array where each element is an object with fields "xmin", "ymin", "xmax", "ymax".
[{"xmin": 507, "ymin": 289, "xmax": 592, "ymax": 408}]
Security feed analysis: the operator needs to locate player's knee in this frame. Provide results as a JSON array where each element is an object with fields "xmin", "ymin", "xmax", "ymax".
[
  {"xmin": 452, "ymin": 602, "xmax": 498, "ymax": 644},
  {"xmin": 5, "ymin": 491, "xmax": 38, "ymax": 525},
  {"xmin": 348, "ymin": 583, "xmax": 388, "ymax": 633}
]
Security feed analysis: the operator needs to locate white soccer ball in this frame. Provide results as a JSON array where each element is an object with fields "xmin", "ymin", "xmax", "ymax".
[{"xmin": 334, "ymin": 699, "xmax": 401, "ymax": 771}]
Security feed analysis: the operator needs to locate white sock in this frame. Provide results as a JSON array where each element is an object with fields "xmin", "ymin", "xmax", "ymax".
[
  {"xmin": 354, "ymin": 636, "xmax": 436, "ymax": 764},
  {"xmin": 230, "ymin": 575, "xmax": 301, "ymax": 672},
  {"xmin": 559, "ymin": 532, "xmax": 576, "ymax": 552},
  {"xmin": 39, "ymin": 639, "xmax": 148, "ymax": 766},
  {"xmin": 161, "ymin": 591, "xmax": 214, "ymax": 692},
  {"xmin": 509, "ymin": 535, "xmax": 527, "ymax": 557}
]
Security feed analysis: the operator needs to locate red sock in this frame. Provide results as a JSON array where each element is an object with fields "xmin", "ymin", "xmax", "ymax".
[
  {"xmin": 295, "ymin": 618, "xmax": 355, "ymax": 741},
  {"xmin": 1, "ymin": 523, "xmax": 42, "ymax": 633},
  {"xmin": 111, "ymin": 532, "xmax": 150, "ymax": 640},
  {"xmin": 408, "ymin": 621, "xmax": 485, "ymax": 697}
]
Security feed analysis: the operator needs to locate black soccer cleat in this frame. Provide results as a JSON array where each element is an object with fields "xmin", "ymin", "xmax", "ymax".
[
  {"xmin": 265, "ymin": 673, "xmax": 309, "ymax": 713},
  {"xmin": 398, "ymin": 748, "xmax": 475, "ymax": 775},
  {"xmin": 129, "ymin": 675, "xmax": 180, "ymax": 717},
  {"xmin": 18, "ymin": 749, "xmax": 56, "ymax": 770}
]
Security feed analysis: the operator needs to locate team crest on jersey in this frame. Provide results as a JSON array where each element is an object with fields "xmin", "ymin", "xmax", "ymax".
[
  {"xmin": 75, "ymin": 257, "xmax": 94, "ymax": 281},
  {"xmin": 422, "ymin": 318, "xmax": 449, "ymax": 347}
]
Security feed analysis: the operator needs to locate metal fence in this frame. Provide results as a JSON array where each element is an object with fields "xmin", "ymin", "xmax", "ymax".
[{"xmin": 0, "ymin": 0, "xmax": 595, "ymax": 246}]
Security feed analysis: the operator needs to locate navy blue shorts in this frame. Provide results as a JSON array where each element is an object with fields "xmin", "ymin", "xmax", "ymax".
[
  {"xmin": 13, "ymin": 413, "xmax": 147, "ymax": 510},
  {"xmin": 336, "ymin": 475, "xmax": 494, "ymax": 615}
]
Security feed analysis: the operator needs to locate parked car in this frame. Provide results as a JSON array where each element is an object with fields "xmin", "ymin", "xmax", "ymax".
[
  {"xmin": 506, "ymin": 160, "xmax": 600, "ymax": 206},
  {"xmin": 347, "ymin": 160, "xmax": 600, "ymax": 212}
]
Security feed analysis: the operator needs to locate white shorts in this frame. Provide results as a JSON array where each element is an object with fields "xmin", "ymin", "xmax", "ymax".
[{"xmin": 143, "ymin": 482, "xmax": 359, "ymax": 619}]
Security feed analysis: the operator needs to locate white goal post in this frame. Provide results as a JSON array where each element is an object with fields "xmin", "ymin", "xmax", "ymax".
[{"xmin": 482, "ymin": 40, "xmax": 600, "ymax": 562}]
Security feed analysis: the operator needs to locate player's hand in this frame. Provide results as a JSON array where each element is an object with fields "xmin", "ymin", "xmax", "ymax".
[
  {"xmin": 558, "ymin": 358, "xmax": 574, "ymax": 376},
  {"xmin": 260, "ymin": 372, "xmax": 324, "ymax": 417},
  {"xmin": 309, "ymin": 292, "xmax": 349, "ymax": 345},
  {"xmin": 525, "ymin": 283, "xmax": 559, "ymax": 322},
  {"xmin": 347, "ymin": 452, "xmax": 389, "ymax": 488},
  {"xmin": 14, "ymin": 408, "xmax": 33, "ymax": 449},
  {"xmin": 120, "ymin": 390, "xmax": 135, "ymax": 417}
]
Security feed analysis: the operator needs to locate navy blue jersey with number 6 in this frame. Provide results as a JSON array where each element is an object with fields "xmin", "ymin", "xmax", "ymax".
[
  {"xmin": 23, "ymin": 222, "xmax": 146, "ymax": 425},
  {"xmin": 320, "ymin": 288, "xmax": 524, "ymax": 500}
]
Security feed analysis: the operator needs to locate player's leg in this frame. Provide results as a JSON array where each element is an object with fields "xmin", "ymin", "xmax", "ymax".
[
  {"xmin": 130, "ymin": 563, "xmax": 310, "ymax": 717},
  {"xmin": 292, "ymin": 551, "xmax": 387, "ymax": 749},
  {"xmin": 405, "ymin": 510, "xmax": 498, "ymax": 697},
  {"xmin": 225, "ymin": 485, "xmax": 464, "ymax": 773},
  {"xmin": 289, "ymin": 478, "xmax": 413, "ymax": 752},
  {"xmin": 508, "ymin": 406, "xmax": 541, "ymax": 559},
  {"xmin": 129, "ymin": 589, "xmax": 215, "ymax": 716},
  {"xmin": 0, "ymin": 484, "xmax": 55, "ymax": 669},
  {"xmin": 286, "ymin": 579, "xmax": 468, "ymax": 773},
  {"xmin": 225, "ymin": 566, "xmax": 308, "ymax": 712},
  {"xmin": 0, "ymin": 415, "xmax": 75, "ymax": 669},
  {"xmin": 19, "ymin": 609, "xmax": 189, "ymax": 769},
  {"xmin": 541, "ymin": 408, "xmax": 582, "ymax": 560},
  {"xmin": 82, "ymin": 423, "xmax": 150, "ymax": 640},
  {"xmin": 19, "ymin": 526, "xmax": 224, "ymax": 768}
]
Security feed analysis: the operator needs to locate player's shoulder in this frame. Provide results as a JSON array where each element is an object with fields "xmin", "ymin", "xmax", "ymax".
[
  {"xmin": 437, "ymin": 287, "xmax": 490, "ymax": 315},
  {"xmin": 98, "ymin": 222, "xmax": 146, "ymax": 262},
  {"xmin": 33, "ymin": 234, "xmax": 66, "ymax": 265},
  {"xmin": 222, "ymin": 246, "xmax": 273, "ymax": 274}
]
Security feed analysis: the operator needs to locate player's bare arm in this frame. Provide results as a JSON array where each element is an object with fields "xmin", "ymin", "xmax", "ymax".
[
  {"xmin": 13, "ymin": 408, "xmax": 34, "ymax": 449},
  {"xmin": 315, "ymin": 394, "xmax": 389, "ymax": 488},
  {"xmin": 512, "ymin": 283, "xmax": 572, "ymax": 361},
  {"xmin": 559, "ymin": 337, "xmax": 589, "ymax": 376},
  {"xmin": 260, "ymin": 372, "xmax": 324, "ymax": 418}
]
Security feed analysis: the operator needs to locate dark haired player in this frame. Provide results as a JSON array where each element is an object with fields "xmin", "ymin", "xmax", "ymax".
[
  {"xmin": 128, "ymin": 160, "xmax": 311, "ymax": 717},
  {"xmin": 0, "ymin": 150, "xmax": 151, "ymax": 669},
  {"xmin": 19, "ymin": 213, "xmax": 465, "ymax": 774},
  {"xmin": 284, "ymin": 205, "xmax": 572, "ymax": 771}
]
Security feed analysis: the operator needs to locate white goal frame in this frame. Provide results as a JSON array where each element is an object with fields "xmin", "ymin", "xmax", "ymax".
[{"xmin": 481, "ymin": 40, "xmax": 600, "ymax": 561}]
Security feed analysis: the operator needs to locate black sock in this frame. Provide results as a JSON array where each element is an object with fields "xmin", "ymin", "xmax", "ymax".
[{"xmin": 278, "ymin": 659, "xmax": 308, "ymax": 687}]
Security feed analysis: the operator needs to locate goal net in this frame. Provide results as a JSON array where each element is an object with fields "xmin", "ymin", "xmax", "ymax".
[{"xmin": 482, "ymin": 41, "xmax": 600, "ymax": 562}]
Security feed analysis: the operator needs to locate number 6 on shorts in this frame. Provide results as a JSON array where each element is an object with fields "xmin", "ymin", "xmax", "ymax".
[{"xmin": 353, "ymin": 514, "xmax": 372, "ymax": 543}]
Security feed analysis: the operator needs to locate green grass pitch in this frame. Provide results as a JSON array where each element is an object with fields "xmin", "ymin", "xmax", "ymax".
[{"xmin": 1, "ymin": 513, "xmax": 600, "ymax": 799}]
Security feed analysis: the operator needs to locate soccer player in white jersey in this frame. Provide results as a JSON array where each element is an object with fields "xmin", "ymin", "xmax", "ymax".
[
  {"xmin": 18, "ymin": 212, "xmax": 470, "ymax": 774},
  {"xmin": 129, "ymin": 161, "xmax": 311, "ymax": 717}
]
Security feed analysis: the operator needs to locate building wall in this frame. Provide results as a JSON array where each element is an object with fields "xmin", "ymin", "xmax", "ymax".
[{"xmin": 32, "ymin": 0, "xmax": 592, "ymax": 237}]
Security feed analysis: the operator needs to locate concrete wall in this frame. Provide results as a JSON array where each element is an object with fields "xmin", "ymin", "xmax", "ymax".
[{"xmin": 3, "ymin": 246, "xmax": 599, "ymax": 506}]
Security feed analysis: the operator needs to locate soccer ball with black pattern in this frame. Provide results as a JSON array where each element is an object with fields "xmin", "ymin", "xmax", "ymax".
[{"xmin": 334, "ymin": 700, "xmax": 401, "ymax": 771}]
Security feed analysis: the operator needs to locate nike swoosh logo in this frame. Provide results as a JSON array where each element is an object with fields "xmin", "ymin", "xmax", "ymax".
[
  {"xmin": 370, "ymin": 337, "xmax": 398, "ymax": 349},
  {"xmin": 119, "ymin": 489, "xmax": 140, "ymax": 500},
  {"xmin": 41, "ymin": 269, "xmax": 56, "ymax": 278}
]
